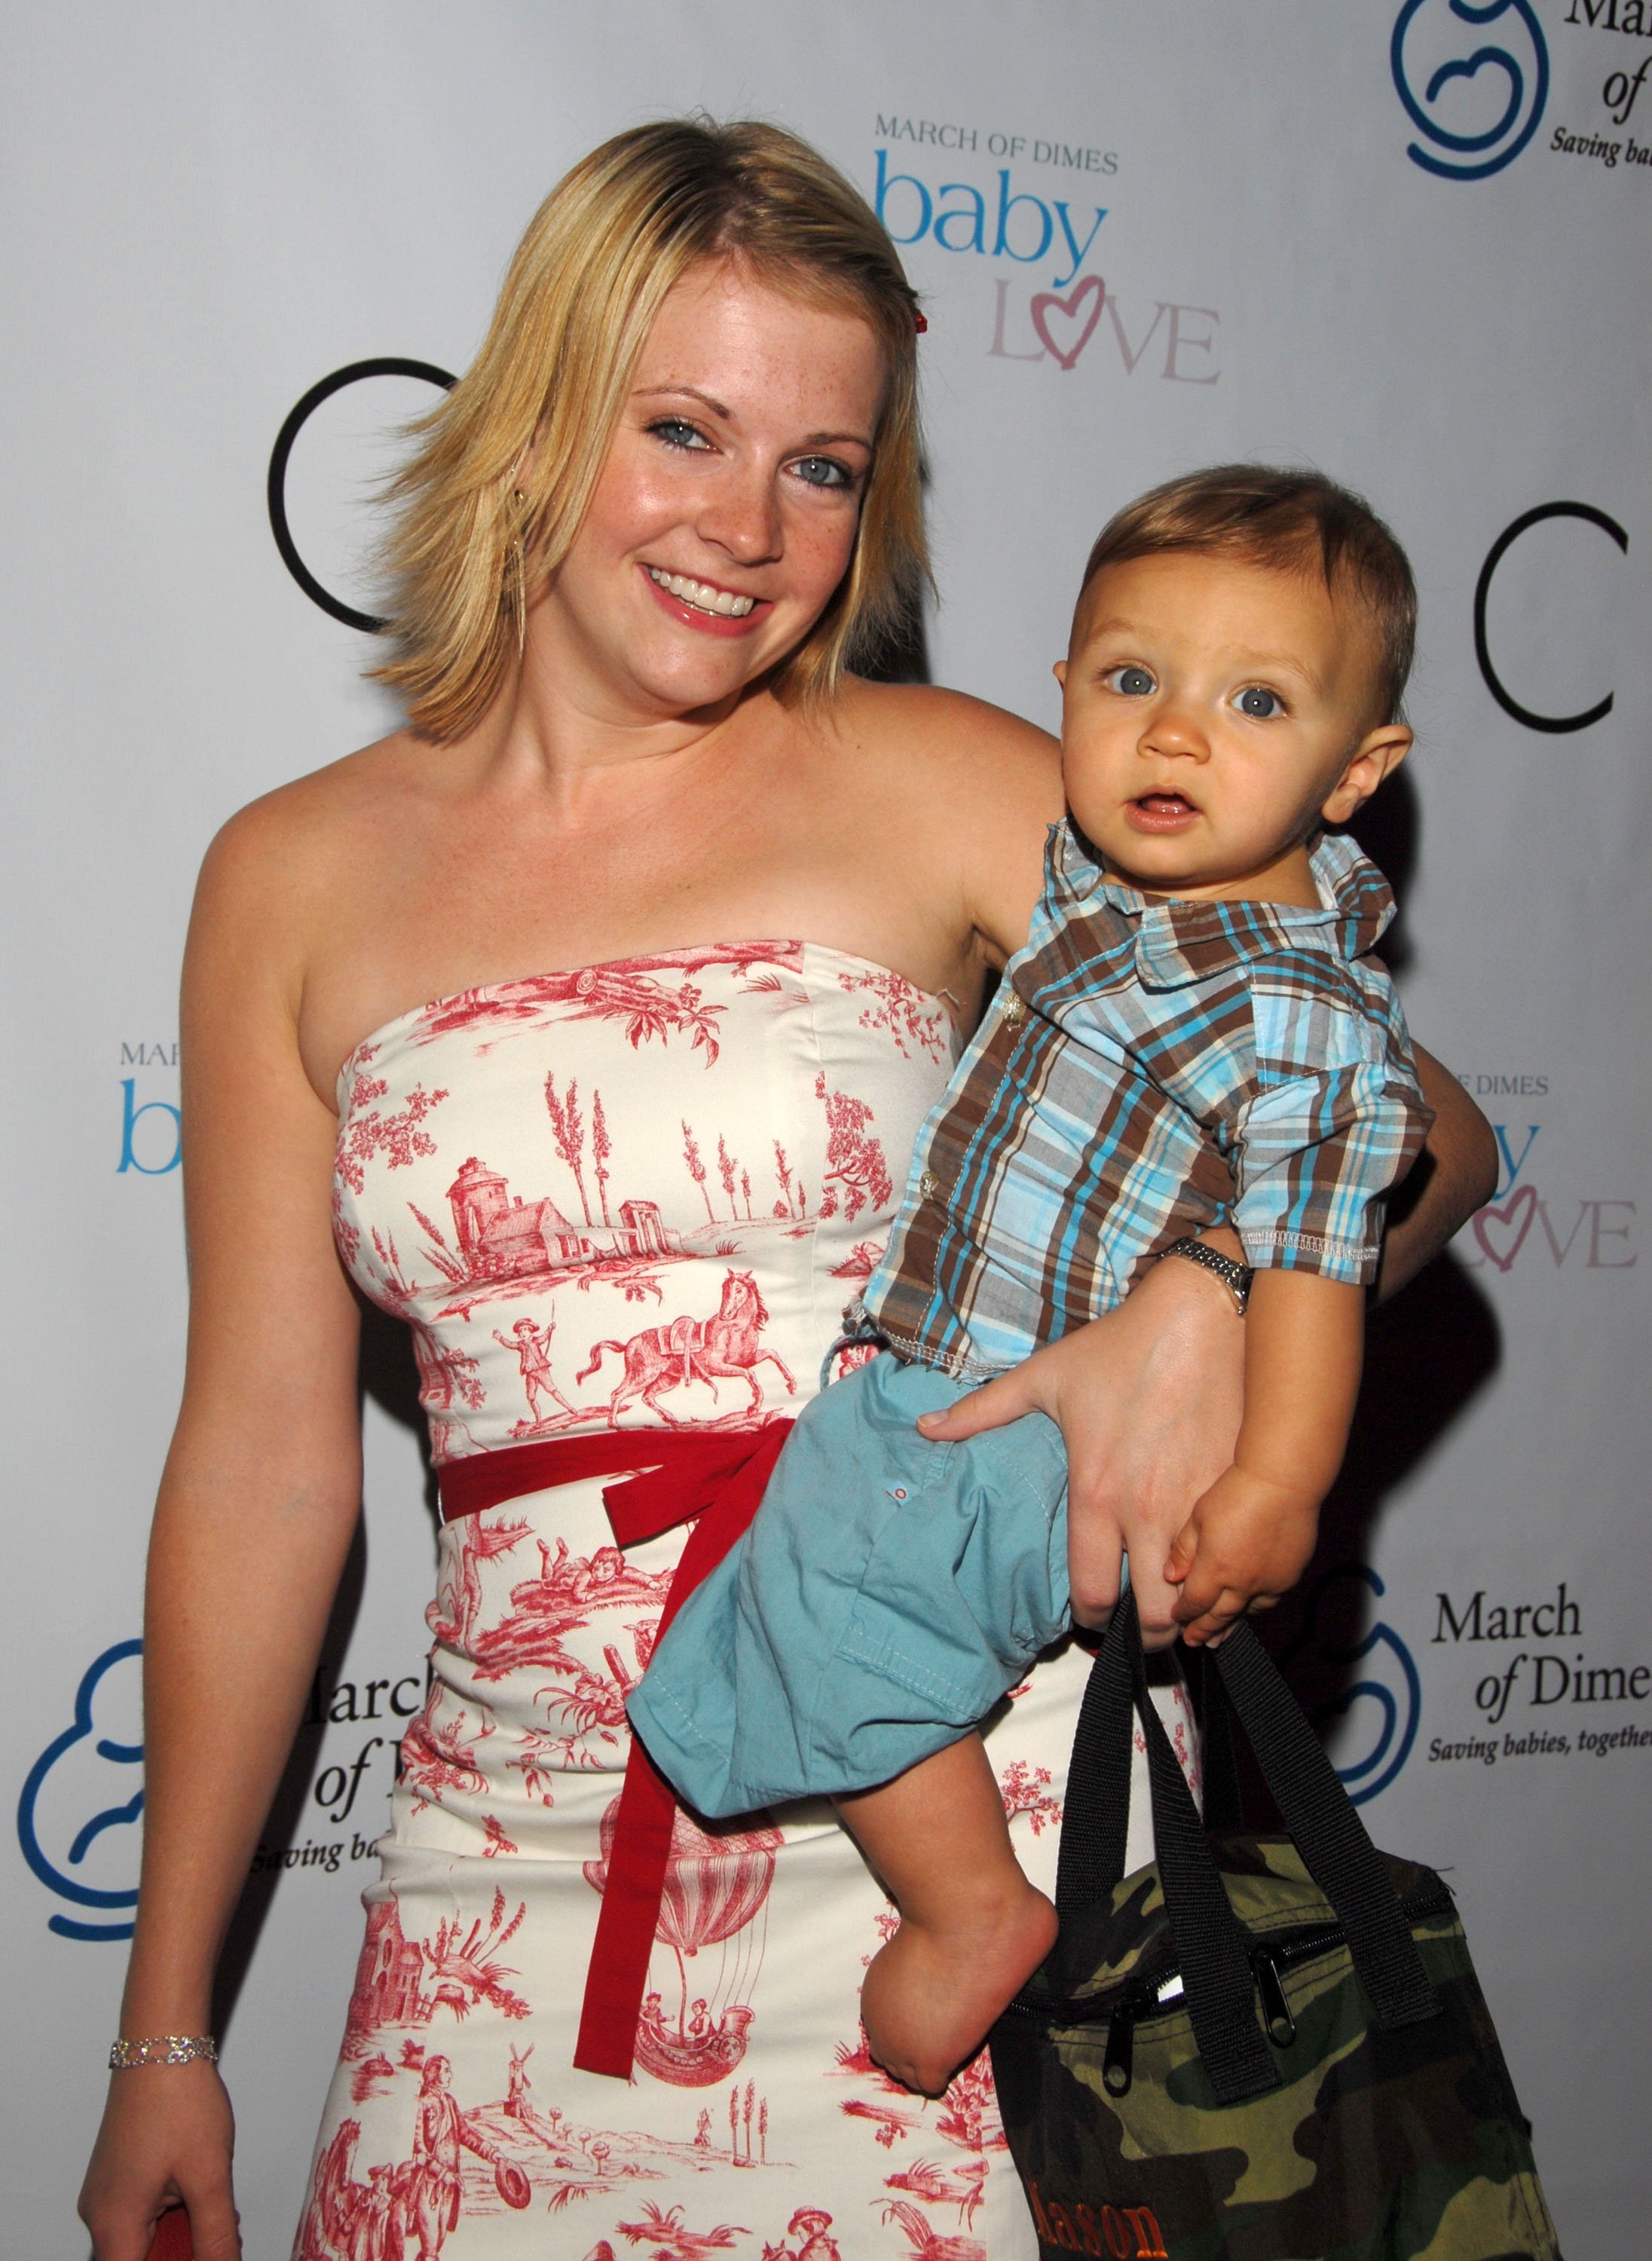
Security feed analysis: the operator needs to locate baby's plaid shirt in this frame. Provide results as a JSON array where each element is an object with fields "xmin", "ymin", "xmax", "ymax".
[{"xmin": 858, "ymin": 824, "xmax": 1433, "ymax": 1379}]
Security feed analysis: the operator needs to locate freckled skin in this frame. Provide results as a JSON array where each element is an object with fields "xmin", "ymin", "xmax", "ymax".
[{"xmin": 531, "ymin": 262, "xmax": 888, "ymax": 726}]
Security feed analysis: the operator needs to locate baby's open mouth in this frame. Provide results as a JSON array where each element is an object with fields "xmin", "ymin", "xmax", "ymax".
[{"xmin": 1124, "ymin": 791, "xmax": 1201, "ymax": 836}]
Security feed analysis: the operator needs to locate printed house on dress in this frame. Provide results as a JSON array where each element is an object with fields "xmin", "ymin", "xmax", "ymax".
[
  {"xmin": 350, "ymin": 1898, "xmax": 427, "ymax": 2033},
  {"xmin": 448, "ymin": 1157, "xmax": 681, "ymax": 1279}
]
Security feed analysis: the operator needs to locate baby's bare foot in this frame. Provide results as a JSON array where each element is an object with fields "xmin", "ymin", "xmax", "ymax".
[{"xmin": 860, "ymin": 1880, "xmax": 1058, "ymax": 2097}]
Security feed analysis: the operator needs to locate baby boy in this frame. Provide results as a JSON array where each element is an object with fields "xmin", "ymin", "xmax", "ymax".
[{"xmin": 628, "ymin": 464, "xmax": 1432, "ymax": 2096}]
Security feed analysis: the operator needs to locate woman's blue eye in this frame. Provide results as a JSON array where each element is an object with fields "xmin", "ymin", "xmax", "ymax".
[
  {"xmin": 1235, "ymin": 686, "xmax": 1283, "ymax": 719},
  {"xmin": 649, "ymin": 418, "xmax": 711, "ymax": 451},
  {"xmin": 792, "ymin": 455, "xmax": 852, "ymax": 489},
  {"xmin": 1110, "ymin": 665, "xmax": 1155, "ymax": 696}
]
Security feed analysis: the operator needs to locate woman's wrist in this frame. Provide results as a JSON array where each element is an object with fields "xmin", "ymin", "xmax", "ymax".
[
  {"xmin": 119, "ymin": 1950, "xmax": 219, "ymax": 2040},
  {"xmin": 1152, "ymin": 1223, "xmax": 1249, "ymax": 1315},
  {"xmin": 109, "ymin": 2035, "xmax": 219, "ymax": 2070}
]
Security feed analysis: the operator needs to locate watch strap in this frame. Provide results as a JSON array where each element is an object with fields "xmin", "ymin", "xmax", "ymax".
[{"xmin": 1161, "ymin": 1235, "xmax": 1253, "ymax": 1314}]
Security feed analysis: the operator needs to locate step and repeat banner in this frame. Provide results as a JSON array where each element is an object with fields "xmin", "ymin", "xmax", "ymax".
[{"xmin": 5, "ymin": 3, "xmax": 1646, "ymax": 2254}]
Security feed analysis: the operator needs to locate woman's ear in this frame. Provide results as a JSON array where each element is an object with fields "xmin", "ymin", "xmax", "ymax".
[
  {"xmin": 1321, "ymin": 721, "xmax": 1412, "ymax": 825},
  {"xmin": 1052, "ymin": 659, "xmax": 1068, "ymax": 689},
  {"xmin": 512, "ymin": 430, "xmax": 543, "ymax": 493}
]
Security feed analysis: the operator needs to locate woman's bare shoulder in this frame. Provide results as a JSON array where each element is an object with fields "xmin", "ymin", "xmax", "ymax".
[
  {"xmin": 188, "ymin": 731, "xmax": 426, "ymax": 987},
  {"xmin": 206, "ymin": 730, "xmax": 422, "ymax": 867},
  {"xmin": 830, "ymin": 681, "xmax": 1062, "ymax": 965},
  {"xmin": 197, "ymin": 729, "xmax": 433, "ymax": 907},
  {"xmin": 835, "ymin": 679, "xmax": 1060, "ymax": 803}
]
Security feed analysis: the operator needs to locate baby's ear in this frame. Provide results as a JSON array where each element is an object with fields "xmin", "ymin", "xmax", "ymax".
[{"xmin": 1321, "ymin": 722, "xmax": 1412, "ymax": 825}]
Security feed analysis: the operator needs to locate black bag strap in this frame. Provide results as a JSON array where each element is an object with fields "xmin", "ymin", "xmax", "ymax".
[
  {"xmin": 1210, "ymin": 1622, "xmax": 1439, "ymax": 2030},
  {"xmin": 1053, "ymin": 1617, "xmax": 1133, "ymax": 1920},
  {"xmin": 1121, "ymin": 1605, "xmax": 1283, "ymax": 2103},
  {"xmin": 1052, "ymin": 1598, "xmax": 1439, "ymax": 2103},
  {"xmin": 1054, "ymin": 1597, "xmax": 1277, "ymax": 2100},
  {"xmin": 1191, "ymin": 1641, "xmax": 1244, "ymax": 1833}
]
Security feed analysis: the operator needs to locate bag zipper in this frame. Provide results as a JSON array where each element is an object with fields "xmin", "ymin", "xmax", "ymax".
[{"xmin": 1006, "ymin": 1882, "xmax": 1455, "ymax": 2096}]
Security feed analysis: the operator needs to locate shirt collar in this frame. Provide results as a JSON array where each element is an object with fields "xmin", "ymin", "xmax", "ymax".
[{"xmin": 1050, "ymin": 822, "xmax": 1397, "ymax": 989}]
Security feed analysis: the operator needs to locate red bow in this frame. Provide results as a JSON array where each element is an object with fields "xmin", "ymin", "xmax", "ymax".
[{"xmin": 441, "ymin": 1420, "xmax": 794, "ymax": 2079}]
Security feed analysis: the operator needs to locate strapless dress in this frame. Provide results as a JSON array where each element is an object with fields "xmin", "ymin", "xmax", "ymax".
[{"xmin": 294, "ymin": 941, "xmax": 1195, "ymax": 2261}]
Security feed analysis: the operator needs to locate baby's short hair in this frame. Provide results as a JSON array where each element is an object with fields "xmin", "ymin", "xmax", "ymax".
[{"xmin": 1080, "ymin": 464, "xmax": 1417, "ymax": 724}]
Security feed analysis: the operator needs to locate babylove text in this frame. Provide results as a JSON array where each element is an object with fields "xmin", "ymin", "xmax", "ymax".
[{"xmin": 873, "ymin": 149, "xmax": 1108, "ymax": 288}]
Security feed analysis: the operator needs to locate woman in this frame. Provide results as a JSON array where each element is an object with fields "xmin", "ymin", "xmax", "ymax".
[{"xmin": 79, "ymin": 121, "xmax": 1493, "ymax": 2261}]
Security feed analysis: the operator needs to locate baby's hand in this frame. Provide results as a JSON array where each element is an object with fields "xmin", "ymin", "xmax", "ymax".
[{"xmin": 1163, "ymin": 1464, "xmax": 1320, "ymax": 1648}]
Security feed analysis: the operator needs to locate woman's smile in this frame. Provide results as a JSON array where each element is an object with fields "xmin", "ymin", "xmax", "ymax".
[
  {"xmin": 641, "ymin": 563, "xmax": 771, "ymax": 635},
  {"xmin": 537, "ymin": 261, "xmax": 886, "ymax": 716}
]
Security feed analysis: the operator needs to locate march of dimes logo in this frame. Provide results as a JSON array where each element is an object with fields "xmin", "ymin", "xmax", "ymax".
[
  {"xmin": 1391, "ymin": 0, "xmax": 1550, "ymax": 179},
  {"xmin": 1283, "ymin": 1566, "xmax": 1423, "ymax": 1807},
  {"xmin": 869, "ymin": 116, "xmax": 1219, "ymax": 384},
  {"xmin": 1287, "ymin": 1561, "xmax": 1652, "ymax": 1799},
  {"xmin": 16, "ymin": 1642, "xmax": 144, "ymax": 1940},
  {"xmin": 1429, "ymin": 1580, "xmax": 1651, "ymax": 1764},
  {"xmin": 17, "ymin": 1643, "xmax": 421, "ymax": 1940},
  {"xmin": 1393, "ymin": 1, "xmax": 1652, "ymax": 178}
]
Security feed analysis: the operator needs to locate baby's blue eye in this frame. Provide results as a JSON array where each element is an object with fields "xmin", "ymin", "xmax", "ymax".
[
  {"xmin": 1109, "ymin": 665, "xmax": 1155, "ymax": 696},
  {"xmin": 1234, "ymin": 685, "xmax": 1284, "ymax": 718}
]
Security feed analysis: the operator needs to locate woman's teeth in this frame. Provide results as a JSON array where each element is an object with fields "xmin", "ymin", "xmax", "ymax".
[{"xmin": 647, "ymin": 568, "xmax": 757, "ymax": 618}]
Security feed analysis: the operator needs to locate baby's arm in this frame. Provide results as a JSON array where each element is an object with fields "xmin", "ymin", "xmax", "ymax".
[{"xmin": 1164, "ymin": 1266, "xmax": 1364, "ymax": 1646}]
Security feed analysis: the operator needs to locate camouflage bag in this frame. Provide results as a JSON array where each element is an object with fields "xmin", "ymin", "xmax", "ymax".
[{"xmin": 989, "ymin": 1596, "xmax": 1559, "ymax": 2260}]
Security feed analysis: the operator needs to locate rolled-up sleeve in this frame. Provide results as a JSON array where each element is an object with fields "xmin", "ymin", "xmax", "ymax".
[{"xmin": 1227, "ymin": 957, "xmax": 1434, "ymax": 1286}]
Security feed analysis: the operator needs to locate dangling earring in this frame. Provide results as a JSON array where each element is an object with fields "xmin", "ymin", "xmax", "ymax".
[{"xmin": 507, "ymin": 489, "xmax": 529, "ymax": 656}]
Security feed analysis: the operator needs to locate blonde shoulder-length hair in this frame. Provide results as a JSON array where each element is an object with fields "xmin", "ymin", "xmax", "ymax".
[{"xmin": 372, "ymin": 118, "xmax": 928, "ymax": 740}]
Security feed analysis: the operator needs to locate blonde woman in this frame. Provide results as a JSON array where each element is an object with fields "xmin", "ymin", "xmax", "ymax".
[{"xmin": 80, "ymin": 121, "xmax": 1493, "ymax": 2261}]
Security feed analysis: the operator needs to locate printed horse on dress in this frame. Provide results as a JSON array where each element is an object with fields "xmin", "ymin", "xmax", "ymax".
[{"xmin": 577, "ymin": 1269, "xmax": 797, "ymax": 1424}]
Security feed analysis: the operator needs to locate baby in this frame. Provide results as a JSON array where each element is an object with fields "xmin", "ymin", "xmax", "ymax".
[{"xmin": 628, "ymin": 464, "xmax": 1433, "ymax": 2096}]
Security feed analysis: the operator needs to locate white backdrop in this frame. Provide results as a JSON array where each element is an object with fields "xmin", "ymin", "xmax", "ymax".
[{"xmin": 5, "ymin": 4, "xmax": 1647, "ymax": 2254}]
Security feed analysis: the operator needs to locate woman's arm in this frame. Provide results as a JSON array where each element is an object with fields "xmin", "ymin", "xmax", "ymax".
[
  {"xmin": 1377, "ymin": 1044, "xmax": 1497, "ymax": 1298},
  {"xmin": 919, "ymin": 1043, "xmax": 1495, "ymax": 1646},
  {"xmin": 80, "ymin": 809, "xmax": 365, "ymax": 2261}
]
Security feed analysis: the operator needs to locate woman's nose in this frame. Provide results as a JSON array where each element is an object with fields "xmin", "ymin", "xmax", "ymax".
[{"xmin": 697, "ymin": 464, "xmax": 783, "ymax": 567}]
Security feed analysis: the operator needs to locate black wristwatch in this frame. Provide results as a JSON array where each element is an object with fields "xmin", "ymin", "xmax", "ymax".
[{"xmin": 1161, "ymin": 1235, "xmax": 1254, "ymax": 1315}]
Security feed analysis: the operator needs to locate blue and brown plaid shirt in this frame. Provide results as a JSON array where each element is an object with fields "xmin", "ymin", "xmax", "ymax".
[{"xmin": 858, "ymin": 825, "xmax": 1432, "ymax": 1379}]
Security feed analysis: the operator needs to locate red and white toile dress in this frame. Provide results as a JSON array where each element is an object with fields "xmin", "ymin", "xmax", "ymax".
[{"xmin": 297, "ymin": 942, "xmax": 1196, "ymax": 2261}]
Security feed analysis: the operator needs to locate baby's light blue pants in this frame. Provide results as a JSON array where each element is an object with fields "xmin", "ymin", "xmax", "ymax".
[{"xmin": 626, "ymin": 1351, "xmax": 1075, "ymax": 1816}]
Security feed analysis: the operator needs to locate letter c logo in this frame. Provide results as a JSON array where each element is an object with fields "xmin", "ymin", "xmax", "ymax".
[
  {"xmin": 1473, "ymin": 502, "xmax": 1628, "ymax": 734},
  {"xmin": 268, "ymin": 357, "xmax": 457, "ymax": 632}
]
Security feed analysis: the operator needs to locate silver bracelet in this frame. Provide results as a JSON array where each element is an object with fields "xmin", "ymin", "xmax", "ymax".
[{"xmin": 109, "ymin": 2035, "xmax": 219, "ymax": 2070}]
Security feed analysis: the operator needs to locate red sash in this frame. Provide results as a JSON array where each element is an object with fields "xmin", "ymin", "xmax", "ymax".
[{"xmin": 438, "ymin": 1421, "xmax": 793, "ymax": 2081}]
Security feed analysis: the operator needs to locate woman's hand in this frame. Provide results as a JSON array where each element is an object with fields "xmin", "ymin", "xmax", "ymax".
[
  {"xmin": 916, "ymin": 1253, "xmax": 1245, "ymax": 1645},
  {"xmin": 916, "ymin": 1051, "xmax": 1494, "ymax": 1648},
  {"xmin": 79, "ymin": 2064, "xmax": 239, "ymax": 2260}
]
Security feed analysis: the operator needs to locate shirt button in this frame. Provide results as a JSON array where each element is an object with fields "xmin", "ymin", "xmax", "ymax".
[
  {"xmin": 1000, "ymin": 992, "xmax": 1026, "ymax": 1025},
  {"xmin": 918, "ymin": 1170, "xmax": 941, "ymax": 1201}
]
